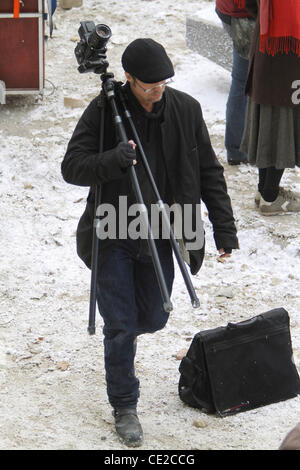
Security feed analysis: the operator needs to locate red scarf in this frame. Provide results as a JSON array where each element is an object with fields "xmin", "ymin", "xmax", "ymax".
[
  {"xmin": 259, "ymin": 0, "xmax": 300, "ymax": 56},
  {"xmin": 234, "ymin": 0, "xmax": 300, "ymax": 56}
]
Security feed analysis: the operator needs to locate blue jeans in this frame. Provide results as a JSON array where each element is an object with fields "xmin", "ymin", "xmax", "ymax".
[
  {"xmin": 96, "ymin": 239, "xmax": 174, "ymax": 409},
  {"xmin": 225, "ymin": 46, "xmax": 249, "ymax": 163}
]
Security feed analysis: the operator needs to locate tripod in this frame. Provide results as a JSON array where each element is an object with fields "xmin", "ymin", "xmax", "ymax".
[{"xmin": 88, "ymin": 69, "xmax": 200, "ymax": 335}]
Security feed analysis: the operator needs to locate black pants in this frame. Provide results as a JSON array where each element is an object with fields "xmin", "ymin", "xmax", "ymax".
[
  {"xmin": 96, "ymin": 239, "xmax": 174, "ymax": 409},
  {"xmin": 258, "ymin": 167, "xmax": 284, "ymax": 202}
]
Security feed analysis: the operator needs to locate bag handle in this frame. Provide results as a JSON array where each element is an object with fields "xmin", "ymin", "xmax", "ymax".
[{"xmin": 227, "ymin": 315, "xmax": 263, "ymax": 329}]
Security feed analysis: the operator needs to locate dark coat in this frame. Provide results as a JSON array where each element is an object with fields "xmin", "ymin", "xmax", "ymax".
[
  {"xmin": 245, "ymin": 0, "xmax": 300, "ymax": 107},
  {"xmin": 61, "ymin": 85, "xmax": 239, "ymax": 275}
]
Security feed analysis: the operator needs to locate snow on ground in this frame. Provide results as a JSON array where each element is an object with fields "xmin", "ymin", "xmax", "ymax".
[{"xmin": 0, "ymin": 0, "xmax": 299, "ymax": 450}]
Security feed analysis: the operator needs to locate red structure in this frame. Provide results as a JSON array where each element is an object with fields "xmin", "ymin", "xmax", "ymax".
[{"xmin": 0, "ymin": 0, "xmax": 45, "ymax": 103}]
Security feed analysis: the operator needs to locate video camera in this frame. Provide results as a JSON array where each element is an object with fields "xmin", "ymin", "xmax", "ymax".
[{"xmin": 75, "ymin": 21, "xmax": 112, "ymax": 74}]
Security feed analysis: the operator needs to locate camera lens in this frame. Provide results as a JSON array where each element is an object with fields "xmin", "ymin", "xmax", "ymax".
[
  {"xmin": 89, "ymin": 24, "xmax": 112, "ymax": 50},
  {"xmin": 96, "ymin": 25, "xmax": 111, "ymax": 38}
]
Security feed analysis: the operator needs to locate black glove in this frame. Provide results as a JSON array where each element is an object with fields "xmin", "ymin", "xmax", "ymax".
[{"xmin": 115, "ymin": 142, "xmax": 136, "ymax": 169}]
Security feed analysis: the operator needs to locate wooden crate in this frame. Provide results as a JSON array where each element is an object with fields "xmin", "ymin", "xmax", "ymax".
[
  {"xmin": 0, "ymin": 0, "xmax": 45, "ymax": 101},
  {"xmin": 0, "ymin": 0, "xmax": 40, "ymax": 13}
]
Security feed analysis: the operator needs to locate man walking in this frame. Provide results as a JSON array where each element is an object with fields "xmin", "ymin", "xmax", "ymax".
[{"xmin": 61, "ymin": 38, "xmax": 239, "ymax": 446}]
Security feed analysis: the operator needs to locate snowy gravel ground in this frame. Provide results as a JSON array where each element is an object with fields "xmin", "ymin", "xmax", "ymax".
[{"xmin": 0, "ymin": 0, "xmax": 299, "ymax": 450}]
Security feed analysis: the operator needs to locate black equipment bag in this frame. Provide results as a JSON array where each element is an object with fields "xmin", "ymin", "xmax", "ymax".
[{"xmin": 178, "ymin": 308, "xmax": 300, "ymax": 416}]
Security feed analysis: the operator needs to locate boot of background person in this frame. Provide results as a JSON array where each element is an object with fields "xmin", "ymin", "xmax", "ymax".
[{"xmin": 259, "ymin": 188, "xmax": 300, "ymax": 216}]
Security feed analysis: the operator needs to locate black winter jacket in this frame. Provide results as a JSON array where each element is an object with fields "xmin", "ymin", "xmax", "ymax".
[{"xmin": 61, "ymin": 85, "xmax": 239, "ymax": 274}]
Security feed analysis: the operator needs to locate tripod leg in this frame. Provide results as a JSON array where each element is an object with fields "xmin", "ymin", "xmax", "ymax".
[
  {"xmin": 88, "ymin": 185, "xmax": 101, "ymax": 335},
  {"xmin": 106, "ymin": 83, "xmax": 173, "ymax": 313},
  {"xmin": 88, "ymin": 101, "xmax": 106, "ymax": 334},
  {"xmin": 129, "ymin": 167, "xmax": 173, "ymax": 312},
  {"xmin": 117, "ymin": 86, "xmax": 200, "ymax": 308},
  {"xmin": 160, "ymin": 206, "xmax": 200, "ymax": 308}
]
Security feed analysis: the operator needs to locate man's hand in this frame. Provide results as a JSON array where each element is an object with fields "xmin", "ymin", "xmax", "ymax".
[
  {"xmin": 116, "ymin": 141, "xmax": 137, "ymax": 168},
  {"xmin": 217, "ymin": 249, "xmax": 231, "ymax": 263}
]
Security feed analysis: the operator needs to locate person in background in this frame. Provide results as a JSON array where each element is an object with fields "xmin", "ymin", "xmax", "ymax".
[
  {"xmin": 241, "ymin": 0, "xmax": 300, "ymax": 215},
  {"xmin": 215, "ymin": 0, "xmax": 256, "ymax": 165}
]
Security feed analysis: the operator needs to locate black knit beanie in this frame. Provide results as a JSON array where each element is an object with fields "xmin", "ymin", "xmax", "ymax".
[{"xmin": 121, "ymin": 38, "xmax": 174, "ymax": 83}]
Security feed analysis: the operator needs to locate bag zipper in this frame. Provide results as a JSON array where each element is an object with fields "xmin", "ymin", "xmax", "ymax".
[{"xmin": 206, "ymin": 324, "xmax": 290, "ymax": 353}]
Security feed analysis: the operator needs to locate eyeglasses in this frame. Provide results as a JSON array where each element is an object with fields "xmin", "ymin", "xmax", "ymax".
[{"xmin": 135, "ymin": 78, "xmax": 174, "ymax": 93}]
